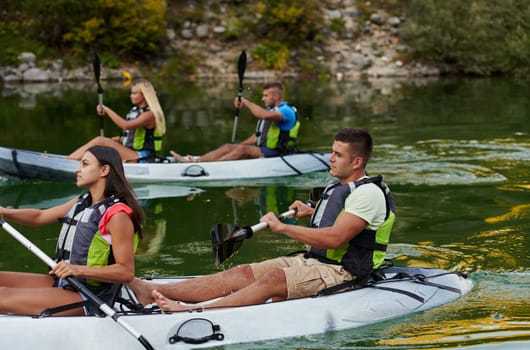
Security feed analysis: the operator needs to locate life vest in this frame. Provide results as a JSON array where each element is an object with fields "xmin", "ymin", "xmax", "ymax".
[
  {"xmin": 255, "ymin": 102, "xmax": 300, "ymax": 155},
  {"xmin": 307, "ymin": 175, "xmax": 396, "ymax": 276},
  {"xmin": 121, "ymin": 105, "xmax": 163, "ymax": 157},
  {"xmin": 56, "ymin": 193, "xmax": 139, "ymax": 290}
]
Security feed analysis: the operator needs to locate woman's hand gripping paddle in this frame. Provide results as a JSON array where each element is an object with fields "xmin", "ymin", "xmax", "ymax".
[
  {"xmin": 230, "ymin": 50, "xmax": 247, "ymax": 143},
  {"xmin": 0, "ymin": 218, "xmax": 155, "ymax": 350},
  {"xmin": 211, "ymin": 209, "xmax": 296, "ymax": 266},
  {"xmin": 93, "ymin": 54, "xmax": 105, "ymax": 136}
]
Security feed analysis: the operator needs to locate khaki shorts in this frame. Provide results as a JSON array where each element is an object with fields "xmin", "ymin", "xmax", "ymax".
[{"xmin": 250, "ymin": 254, "xmax": 353, "ymax": 299}]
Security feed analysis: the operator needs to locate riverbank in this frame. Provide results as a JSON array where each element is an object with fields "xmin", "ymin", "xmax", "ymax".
[{"xmin": 0, "ymin": 3, "xmax": 452, "ymax": 85}]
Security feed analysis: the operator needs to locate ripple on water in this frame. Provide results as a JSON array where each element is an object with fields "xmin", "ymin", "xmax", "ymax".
[
  {"xmin": 373, "ymin": 138, "xmax": 530, "ymax": 186},
  {"xmin": 236, "ymin": 270, "xmax": 530, "ymax": 350}
]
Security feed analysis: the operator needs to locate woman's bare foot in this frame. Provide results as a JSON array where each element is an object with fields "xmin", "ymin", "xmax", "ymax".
[
  {"xmin": 127, "ymin": 278, "xmax": 156, "ymax": 305},
  {"xmin": 169, "ymin": 150, "xmax": 197, "ymax": 163},
  {"xmin": 152, "ymin": 289, "xmax": 192, "ymax": 312}
]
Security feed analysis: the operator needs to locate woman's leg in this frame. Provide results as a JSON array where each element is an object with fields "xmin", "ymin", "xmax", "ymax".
[
  {"xmin": 67, "ymin": 136, "xmax": 139, "ymax": 162},
  {"xmin": 0, "ymin": 285, "xmax": 85, "ymax": 315},
  {"xmin": 0, "ymin": 272, "xmax": 84, "ymax": 315},
  {"xmin": 0, "ymin": 271, "xmax": 55, "ymax": 288}
]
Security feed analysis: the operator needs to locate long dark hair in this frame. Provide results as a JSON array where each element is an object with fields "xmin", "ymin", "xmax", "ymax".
[{"xmin": 87, "ymin": 146, "xmax": 144, "ymax": 238}]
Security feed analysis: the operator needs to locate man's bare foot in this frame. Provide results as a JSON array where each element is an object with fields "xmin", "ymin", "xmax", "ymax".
[
  {"xmin": 152, "ymin": 289, "xmax": 192, "ymax": 312},
  {"xmin": 169, "ymin": 150, "xmax": 196, "ymax": 163},
  {"xmin": 127, "ymin": 278, "xmax": 156, "ymax": 305}
]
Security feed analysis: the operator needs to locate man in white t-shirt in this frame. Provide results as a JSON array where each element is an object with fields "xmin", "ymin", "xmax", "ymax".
[{"xmin": 129, "ymin": 128, "xmax": 395, "ymax": 310}]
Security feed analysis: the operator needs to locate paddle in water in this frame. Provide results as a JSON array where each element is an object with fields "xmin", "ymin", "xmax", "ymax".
[
  {"xmin": 211, "ymin": 209, "xmax": 296, "ymax": 266},
  {"xmin": 93, "ymin": 54, "xmax": 105, "ymax": 136},
  {"xmin": 230, "ymin": 50, "xmax": 247, "ymax": 143},
  {"xmin": 0, "ymin": 218, "xmax": 155, "ymax": 350}
]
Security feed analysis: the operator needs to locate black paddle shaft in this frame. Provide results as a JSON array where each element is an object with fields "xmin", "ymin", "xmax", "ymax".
[
  {"xmin": 93, "ymin": 54, "xmax": 105, "ymax": 136},
  {"xmin": 231, "ymin": 50, "xmax": 247, "ymax": 143},
  {"xmin": 237, "ymin": 50, "xmax": 247, "ymax": 94},
  {"xmin": 93, "ymin": 54, "xmax": 104, "ymax": 94},
  {"xmin": 211, "ymin": 209, "xmax": 296, "ymax": 266}
]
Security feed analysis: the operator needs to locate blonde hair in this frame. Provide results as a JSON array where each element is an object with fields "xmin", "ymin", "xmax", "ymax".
[{"xmin": 133, "ymin": 79, "xmax": 166, "ymax": 135}]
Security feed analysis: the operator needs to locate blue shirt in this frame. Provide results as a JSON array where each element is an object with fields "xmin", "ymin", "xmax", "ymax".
[{"xmin": 271, "ymin": 102, "xmax": 296, "ymax": 131}]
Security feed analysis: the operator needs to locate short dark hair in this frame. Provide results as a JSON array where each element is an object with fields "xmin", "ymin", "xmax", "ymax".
[
  {"xmin": 263, "ymin": 82, "xmax": 283, "ymax": 95},
  {"xmin": 334, "ymin": 128, "xmax": 373, "ymax": 163}
]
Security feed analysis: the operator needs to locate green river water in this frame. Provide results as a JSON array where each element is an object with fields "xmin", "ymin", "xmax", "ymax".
[{"xmin": 0, "ymin": 77, "xmax": 528, "ymax": 349}]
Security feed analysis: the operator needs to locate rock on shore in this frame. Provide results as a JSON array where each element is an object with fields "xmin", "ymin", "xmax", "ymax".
[{"xmin": 0, "ymin": 3, "xmax": 446, "ymax": 84}]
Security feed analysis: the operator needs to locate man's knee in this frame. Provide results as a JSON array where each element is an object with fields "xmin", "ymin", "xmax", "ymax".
[
  {"xmin": 226, "ymin": 264, "xmax": 254, "ymax": 279},
  {"xmin": 255, "ymin": 268, "xmax": 287, "ymax": 300},
  {"xmin": 256, "ymin": 268, "xmax": 286, "ymax": 286},
  {"xmin": 230, "ymin": 144, "xmax": 255, "ymax": 158},
  {"xmin": 218, "ymin": 143, "xmax": 236, "ymax": 151},
  {"xmin": 93, "ymin": 136, "xmax": 107, "ymax": 144}
]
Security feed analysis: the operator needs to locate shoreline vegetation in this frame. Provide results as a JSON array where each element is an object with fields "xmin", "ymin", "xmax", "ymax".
[{"xmin": 1, "ymin": 1, "xmax": 528, "ymax": 86}]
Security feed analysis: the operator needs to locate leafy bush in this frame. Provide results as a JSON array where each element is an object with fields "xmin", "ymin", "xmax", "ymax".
[
  {"xmin": 402, "ymin": 0, "xmax": 530, "ymax": 76},
  {"xmin": 12, "ymin": 0, "xmax": 167, "ymax": 64},
  {"xmin": 247, "ymin": 0, "xmax": 323, "ymax": 69},
  {"xmin": 66, "ymin": 0, "xmax": 167, "ymax": 60},
  {"xmin": 252, "ymin": 41, "xmax": 290, "ymax": 69},
  {"xmin": 2, "ymin": 0, "xmax": 528, "ymax": 77},
  {"xmin": 250, "ymin": 0, "xmax": 321, "ymax": 45}
]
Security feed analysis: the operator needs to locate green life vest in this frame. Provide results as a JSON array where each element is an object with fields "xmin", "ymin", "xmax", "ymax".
[
  {"xmin": 56, "ymin": 194, "xmax": 140, "ymax": 289},
  {"xmin": 307, "ymin": 175, "xmax": 396, "ymax": 276},
  {"xmin": 121, "ymin": 106, "xmax": 164, "ymax": 156},
  {"xmin": 255, "ymin": 103, "xmax": 300, "ymax": 155}
]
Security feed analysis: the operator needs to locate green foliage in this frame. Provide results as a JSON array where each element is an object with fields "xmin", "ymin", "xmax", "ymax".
[
  {"xmin": 20, "ymin": 1, "xmax": 98, "ymax": 50},
  {"xmin": 7, "ymin": 0, "xmax": 167, "ymax": 65},
  {"xmin": 158, "ymin": 49, "xmax": 199, "ymax": 81},
  {"xmin": 248, "ymin": 0, "xmax": 323, "ymax": 70},
  {"xmin": 299, "ymin": 56, "xmax": 330, "ymax": 80},
  {"xmin": 329, "ymin": 18, "xmax": 347, "ymax": 37},
  {"xmin": 251, "ymin": 0, "xmax": 321, "ymax": 45},
  {"xmin": 2, "ymin": 0, "xmax": 528, "ymax": 77},
  {"xmin": 402, "ymin": 0, "xmax": 530, "ymax": 76},
  {"xmin": 221, "ymin": 18, "xmax": 247, "ymax": 42},
  {"xmin": 67, "ymin": 0, "xmax": 167, "ymax": 60},
  {"xmin": 0, "ymin": 1, "xmax": 48, "ymax": 65},
  {"xmin": 252, "ymin": 41, "xmax": 290, "ymax": 69}
]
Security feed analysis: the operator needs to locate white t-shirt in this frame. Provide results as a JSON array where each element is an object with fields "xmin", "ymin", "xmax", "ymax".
[{"xmin": 344, "ymin": 182, "xmax": 387, "ymax": 231}]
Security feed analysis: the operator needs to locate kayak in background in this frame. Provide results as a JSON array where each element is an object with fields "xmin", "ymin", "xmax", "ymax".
[{"xmin": 0, "ymin": 146, "xmax": 330, "ymax": 185}]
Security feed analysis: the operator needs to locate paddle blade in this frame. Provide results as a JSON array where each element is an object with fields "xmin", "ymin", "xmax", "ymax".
[
  {"xmin": 211, "ymin": 224, "xmax": 250, "ymax": 267},
  {"xmin": 237, "ymin": 50, "xmax": 246, "ymax": 88},
  {"xmin": 93, "ymin": 54, "xmax": 104, "ymax": 93}
]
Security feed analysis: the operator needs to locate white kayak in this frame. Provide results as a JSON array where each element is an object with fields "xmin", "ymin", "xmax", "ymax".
[
  {"xmin": 0, "ymin": 265, "xmax": 472, "ymax": 350},
  {"xmin": 0, "ymin": 146, "xmax": 331, "ymax": 185}
]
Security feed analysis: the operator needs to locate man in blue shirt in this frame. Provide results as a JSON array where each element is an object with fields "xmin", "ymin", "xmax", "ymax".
[{"xmin": 171, "ymin": 82, "xmax": 299, "ymax": 162}]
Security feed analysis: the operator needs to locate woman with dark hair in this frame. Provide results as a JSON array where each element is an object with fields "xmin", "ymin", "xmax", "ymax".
[{"xmin": 0, "ymin": 146, "xmax": 143, "ymax": 315}]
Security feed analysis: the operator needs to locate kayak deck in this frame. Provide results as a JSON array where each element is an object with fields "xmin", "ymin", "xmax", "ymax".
[
  {"xmin": 0, "ymin": 266, "xmax": 472, "ymax": 349},
  {"xmin": 0, "ymin": 146, "xmax": 331, "ymax": 184}
]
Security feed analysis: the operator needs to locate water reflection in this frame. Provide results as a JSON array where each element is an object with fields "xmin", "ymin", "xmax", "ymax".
[
  {"xmin": 224, "ymin": 186, "xmax": 298, "ymax": 222},
  {"xmin": 0, "ymin": 180, "xmax": 203, "ymax": 209},
  {"xmin": 375, "ymin": 271, "xmax": 530, "ymax": 349},
  {"xmin": 1, "ymin": 78, "xmax": 529, "ymax": 349}
]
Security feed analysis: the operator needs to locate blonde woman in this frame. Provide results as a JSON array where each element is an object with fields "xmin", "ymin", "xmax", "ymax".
[{"xmin": 69, "ymin": 79, "xmax": 166, "ymax": 163}]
